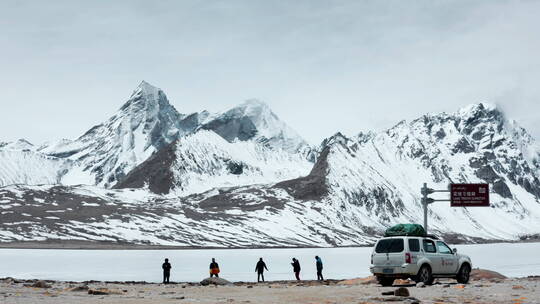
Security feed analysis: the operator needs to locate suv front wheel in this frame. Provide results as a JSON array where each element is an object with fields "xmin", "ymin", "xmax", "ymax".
[
  {"xmin": 415, "ymin": 265, "xmax": 434, "ymax": 285},
  {"xmin": 456, "ymin": 264, "xmax": 471, "ymax": 284}
]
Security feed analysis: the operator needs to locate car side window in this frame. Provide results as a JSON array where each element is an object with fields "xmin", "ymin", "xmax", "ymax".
[
  {"xmin": 408, "ymin": 239, "xmax": 420, "ymax": 252},
  {"xmin": 436, "ymin": 241, "xmax": 453, "ymax": 254},
  {"xmin": 422, "ymin": 240, "xmax": 436, "ymax": 253}
]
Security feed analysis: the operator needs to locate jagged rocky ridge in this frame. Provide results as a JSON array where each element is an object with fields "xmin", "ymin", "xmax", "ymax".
[{"xmin": 1, "ymin": 83, "xmax": 540, "ymax": 247}]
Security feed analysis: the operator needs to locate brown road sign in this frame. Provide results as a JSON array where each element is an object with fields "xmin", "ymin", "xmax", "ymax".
[{"xmin": 450, "ymin": 184, "xmax": 490, "ymax": 207}]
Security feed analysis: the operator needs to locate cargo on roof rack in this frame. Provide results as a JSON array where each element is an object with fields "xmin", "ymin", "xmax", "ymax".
[{"xmin": 384, "ymin": 224, "xmax": 426, "ymax": 237}]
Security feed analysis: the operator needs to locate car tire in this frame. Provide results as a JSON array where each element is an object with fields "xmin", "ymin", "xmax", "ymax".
[
  {"xmin": 456, "ymin": 264, "xmax": 471, "ymax": 284},
  {"xmin": 415, "ymin": 265, "xmax": 434, "ymax": 285},
  {"xmin": 377, "ymin": 277, "xmax": 394, "ymax": 287}
]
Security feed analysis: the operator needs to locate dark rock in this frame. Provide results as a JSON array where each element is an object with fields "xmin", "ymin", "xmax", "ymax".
[
  {"xmin": 227, "ymin": 161, "xmax": 244, "ymax": 175},
  {"xmin": 200, "ymin": 277, "xmax": 233, "ymax": 286},
  {"xmin": 201, "ymin": 116, "xmax": 258, "ymax": 142},
  {"xmin": 394, "ymin": 287, "xmax": 410, "ymax": 297},
  {"xmin": 492, "ymin": 179, "xmax": 512, "ymax": 198},
  {"xmin": 114, "ymin": 140, "xmax": 177, "ymax": 194},
  {"xmin": 475, "ymin": 165, "xmax": 499, "ymax": 183},
  {"xmin": 32, "ymin": 280, "xmax": 51, "ymax": 288},
  {"xmin": 274, "ymin": 147, "xmax": 329, "ymax": 201},
  {"xmin": 452, "ymin": 137, "xmax": 475, "ymax": 153},
  {"xmin": 70, "ymin": 285, "xmax": 89, "ymax": 291}
]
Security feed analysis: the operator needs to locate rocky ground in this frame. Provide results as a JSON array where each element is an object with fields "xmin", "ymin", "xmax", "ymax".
[{"xmin": 1, "ymin": 270, "xmax": 539, "ymax": 304}]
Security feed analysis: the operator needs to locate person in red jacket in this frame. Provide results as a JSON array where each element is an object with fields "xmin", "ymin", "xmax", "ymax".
[{"xmin": 209, "ymin": 258, "xmax": 220, "ymax": 277}]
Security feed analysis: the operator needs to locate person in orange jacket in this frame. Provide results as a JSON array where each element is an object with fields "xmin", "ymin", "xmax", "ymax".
[{"xmin": 209, "ymin": 258, "xmax": 220, "ymax": 277}]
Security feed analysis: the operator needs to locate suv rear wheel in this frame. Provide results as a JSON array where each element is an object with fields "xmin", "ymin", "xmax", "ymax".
[
  {"xmin": 415, "ymin": 265, "xmax": 434, "ymax": 285},
  {"xmin": 377, "ymin": 277, "xmax": 394, "ymax": 287},
  {"xmin": 456, "ymin": 264, "xmax": 471, "ymax": 284}
]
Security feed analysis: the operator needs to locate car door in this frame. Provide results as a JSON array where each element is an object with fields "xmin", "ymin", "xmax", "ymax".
[
  {"xmin": 436, "ymin": 241, "xmax": 458, "ymax": 274},
  {"xmin": 422, "ymin": 239, "xmax": 442, "ymax": 273}
]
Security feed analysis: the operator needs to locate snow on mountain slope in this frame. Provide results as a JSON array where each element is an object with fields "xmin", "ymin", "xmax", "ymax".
[
  {"xmin": 0, "ymin": 139, "xmax": 36, "ymax": 151},
  {"xmin": 200, "ymin": 99, "xmax": 308, "ymax": 153},
  {"xmin": 34, "ymin": 83, "xmax": 311, "ymax": 190},
  {"xmin": 40, "ymin": 81, "xmax": 187, "ymax": 188},
  {"xmin": 0, "ymin": 184, "xmax": 341, "ymax": 247},
  {"xmin": 319, "ymin": 103, "xmax": 540, "ymax": 240},
  {"xmin": 0, "ymin": 149, "xmax": 71, "ymax": 187},
  {"xmin": 1, "ymin": 102, "xmax": 539, "ymax": 247},
  {"xmin": 115, "ymin": 130, "xmax": 313, "ymax": 195}
]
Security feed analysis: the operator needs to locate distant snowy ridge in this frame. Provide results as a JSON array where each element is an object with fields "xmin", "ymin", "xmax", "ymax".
[
  {"xmin": 1, "ymin": 84, "xmax": 540, "ymax": 247},
  {"xmin": 0, "ymin": 149, "xmax": 70, "ymax": 186}
]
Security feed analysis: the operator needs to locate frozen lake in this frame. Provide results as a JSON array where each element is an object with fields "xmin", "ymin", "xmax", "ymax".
[{"xmin": 0, "ymin": 242, "xmax": 539, "ymax": 283}]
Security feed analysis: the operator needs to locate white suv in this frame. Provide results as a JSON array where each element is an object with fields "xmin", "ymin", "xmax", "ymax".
[{"xmin": 369, "ymin": 236, "xmax": 472, "ymax": 286}]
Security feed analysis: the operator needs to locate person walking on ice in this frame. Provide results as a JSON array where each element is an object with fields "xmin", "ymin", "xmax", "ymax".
[
  {"xmin": 255, "ymin": 258, "xmax": 268, "ymax": 282},
  {"xmin": 162, "ymin": 258, "xmax": 172, "ymax": 284},
  {"xmin": 291, "ymin": 258, "xmax": 301, "ymax": 281},
  {"xmin": 209, "ymin": 258, "xmax": 220, "ymax": 278},
  {"xmin": 315, "ymin": 256, "xmax": 324, "ymax": 281}
]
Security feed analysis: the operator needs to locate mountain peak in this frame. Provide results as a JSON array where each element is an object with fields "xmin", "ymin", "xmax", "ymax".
[
  {"xmin": 126, "ymin": 81, "xmax": 163, "ymax": 105},
  {"xmin": 457, "ymin": 102, "xmax": 500, "ymax": 118},
  {"xmin": 240, "ymin": 98, "xmax": 269, "ymax": 108},
  {"xmin": 229, "ymin": 99, "xmax": 272, "ymax": 119}
]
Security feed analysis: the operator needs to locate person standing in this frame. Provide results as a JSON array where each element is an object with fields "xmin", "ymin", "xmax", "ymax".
[
  {"xmin": 315, "ymin": 256, "xmax": 324, "ymax": 281},
  {"xmin": 255, "ymin": 258, "xmax": 268, "ymax": 282},
  {"xmin": 162, "ymin": 258, "xmax": 172, "ymax": 284},
  {"xmin": 291, "ymin": 258, "xmax": 301, "ymax": 281},
  {"xmin": 209, "ymin": 258, "xmax": 220, "ymax": 278}
]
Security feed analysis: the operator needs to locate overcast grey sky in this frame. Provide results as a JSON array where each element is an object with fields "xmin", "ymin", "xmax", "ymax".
[{"xmin": 1, "ymin": 0, "xmax": 539, "ymax": 145}]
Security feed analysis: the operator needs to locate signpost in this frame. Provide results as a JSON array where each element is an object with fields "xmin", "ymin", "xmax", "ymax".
[
  {"xmin": 450, "ymin": 184, "xmax": 490, "ymax": 207},
  {"xmin": 421, "ymin": 183, "xmax": 490, "ymax": 234}
]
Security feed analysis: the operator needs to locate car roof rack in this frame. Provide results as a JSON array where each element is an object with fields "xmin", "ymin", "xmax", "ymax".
[{"xmin": 425, "ymin": 234, "xmax": 439, "ymax": 240}]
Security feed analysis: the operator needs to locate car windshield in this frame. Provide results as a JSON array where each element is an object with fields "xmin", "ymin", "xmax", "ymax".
[{"xmin": 375, "ymin": 239, "xmax": 404, "ymax": 253}]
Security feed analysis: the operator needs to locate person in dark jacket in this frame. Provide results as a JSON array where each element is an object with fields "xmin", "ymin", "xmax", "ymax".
[
  {"xmin": 315, "ymin": 256, "xmax": 324, "ymax": 281},
  {"xmin": 291, "ymin": 258, "xmax": 301, "ymax": 280},
  {"xmin": 255, "ymin": 258, "xmax": 268, "ymax": 282},
  {"xmin": 209, "ymin": 258, "xmax": 220, "ymax": 278},
  {"xmin": 162, "ymin": 258, "xmax": 172, "ymax": 284}
]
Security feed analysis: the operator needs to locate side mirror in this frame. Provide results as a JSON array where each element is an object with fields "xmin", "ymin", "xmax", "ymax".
[{"xmin": 452, "ymin": 248, "xmax": 457, "ymax": 254}]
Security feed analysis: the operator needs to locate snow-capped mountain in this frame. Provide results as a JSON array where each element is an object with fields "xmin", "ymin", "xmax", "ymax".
[
  {"xmin": 2, "ymin": 102, "xmax": 540, "ymax": 247},
  {"xmin": 29, "ymin": 81, "xmax": 310, "ymax": 189},
  {"xmin": 314, "ymin": 103, "xmax": 540, "ymax": 241},
  {"xmin": 1, "ymin": 79, "xmax": 539, "ymax": 248},
  {"xmin": 114, "ymin": 129, "xmax": 313, "ymax": 195},
  {"xmin": 39, "ymin": 81, "xmax": 187, "ymax": 187},
  {"xmin": 200, "ymin": 99, "xmax": 308, "ymax": 153}
]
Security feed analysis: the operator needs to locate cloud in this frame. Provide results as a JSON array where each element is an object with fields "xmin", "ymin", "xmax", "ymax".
[{"xmin": 0, "ymin": 0, "xmax": 539, "ymax": 144}]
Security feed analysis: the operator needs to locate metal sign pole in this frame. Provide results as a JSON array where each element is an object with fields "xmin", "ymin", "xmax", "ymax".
[
  {"xmin": 421, "ymin": 183, "xmax": 449, "ymax": 234},
  {"xmin": 422, "ymin": 183, "xmax": 428, "ymax": 234}
]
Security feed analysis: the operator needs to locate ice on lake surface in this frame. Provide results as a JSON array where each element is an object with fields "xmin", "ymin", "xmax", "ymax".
[{"xmin": 0, "ymin": 242, "xmax": 539, "ymax": 282}]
